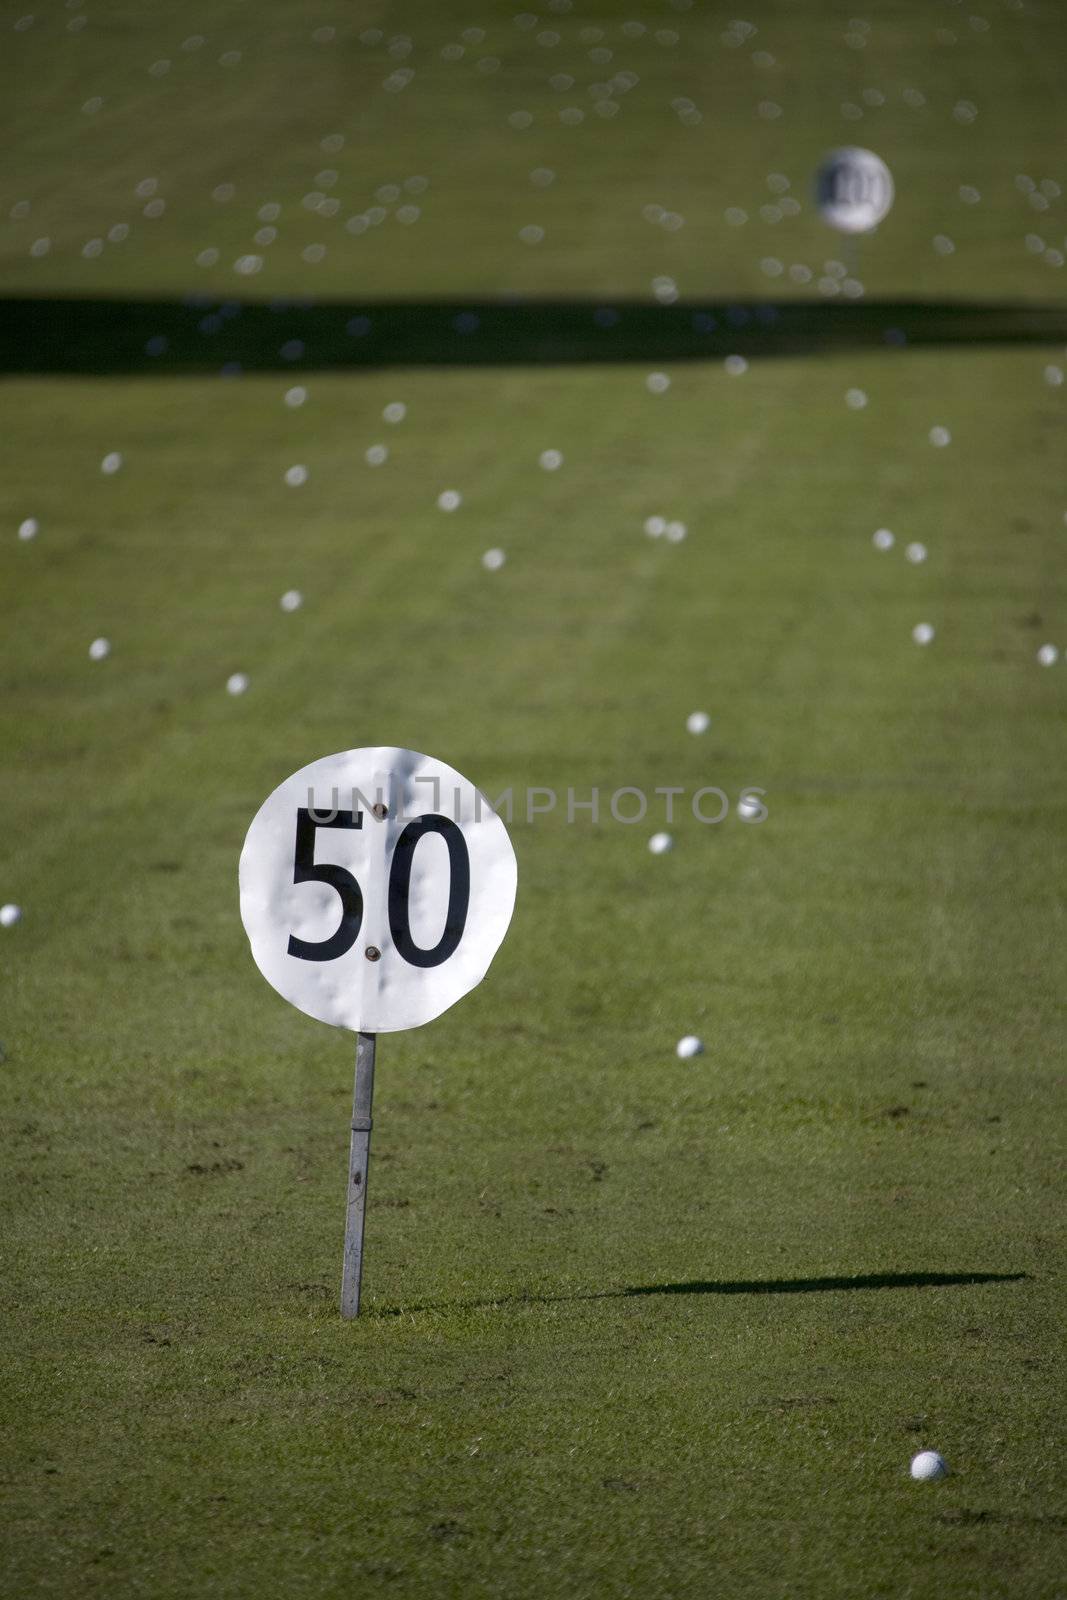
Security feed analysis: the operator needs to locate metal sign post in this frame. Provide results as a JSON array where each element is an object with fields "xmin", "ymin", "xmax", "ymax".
[
  {"xmin": 239, "ymin": 745, "xmax": 518, "ymax": 1320},
  {"xmin": 341, "ymin": 1030, "xmax": 376, "ymax": 1318}
]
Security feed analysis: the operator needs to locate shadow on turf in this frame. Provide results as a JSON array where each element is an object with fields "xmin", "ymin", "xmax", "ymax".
[
  {"xmin": 371, "ymin": 1270, "xmax": 1028, "ymax": 1318},
  {"xmin": 5, "ymin": 295, "xmax": 1067, "ymax": 375}
]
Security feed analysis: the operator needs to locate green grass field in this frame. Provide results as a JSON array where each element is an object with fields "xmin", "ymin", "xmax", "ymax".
[{"xmin": 2, "ymin": 5, "xmax": 1066, "ymax": 1598}]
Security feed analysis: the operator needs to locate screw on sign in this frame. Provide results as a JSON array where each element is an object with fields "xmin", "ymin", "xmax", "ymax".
[
  {"xmin": 815, "ymin": 147, "xmax": 894, "ymax": 234},
  {"xmin": 239, "ymin": 747, "xmax": 518, "ymax": 1316}
]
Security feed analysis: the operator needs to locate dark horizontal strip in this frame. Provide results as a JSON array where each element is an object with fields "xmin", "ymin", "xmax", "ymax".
[{"xmin": 2, "ymin": 294, "xmax": 1066, "ymax": 375}]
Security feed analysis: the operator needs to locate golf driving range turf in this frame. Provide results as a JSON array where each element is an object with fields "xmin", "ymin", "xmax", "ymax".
[{"xmin": 2, "ymin": 4, "xmax": 1066, "ymax": 1598}]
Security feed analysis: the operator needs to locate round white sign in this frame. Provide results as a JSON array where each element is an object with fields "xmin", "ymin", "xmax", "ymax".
[
  {"xmin": 815, "ymin": 147, "xmax": 894, "ymax": 234},
  {"xmin": 239, "ymin": 747, "xmax": 518, "ymax": 1033}
]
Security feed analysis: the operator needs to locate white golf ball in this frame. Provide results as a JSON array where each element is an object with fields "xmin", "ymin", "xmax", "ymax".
[
  {"xmin": 88, "ymin": 637, "xmax": 111, "ymax": 661},
  {"xmin": 539, "ymin": 449, "xmax": 563, "ymax": 471},
  {"xmin": 283, "ymin": 386, "xmax": 307, "ymax": 408},
  {"xmin": 910, "ymin": 1451, "xmax": 948, "ymax": 1482},
  {"xmin": 644, "ymin": 515, "xmax": 666, "ymax": 538},
  {"xmin": 0, "ymin": 903, "xmax": 23, "ymax": 928},
  {"xmin": 1037, "ymin": 643, "xmax": 1059, "ymax": 666},
  {"xmin": 929, "ymin": 426, "xmax": 951, "ymax": 448},
  {"xmin": 18, "ymin": 518, "xmax": 38, "ymax": 541},
  {"xmin": 872, "ymin": 528, "xmax": 895, "ymax": 551},
  {"xmin": 482, "ymin": 548, "xmax": 506, "ymax": 571},
  {"xmin": 665, "ymin": 520, "xmax": 687, "ymax": 543},
  {"xmin": 648, "ymin": 831, "xmax": 673, "ymax": 855},
  {"xmin": 676, "ymin": 1035, "xmax": 703, "ymax": 1059},
  {"xmin": 724, "ymin": 354, "xmax": 748, "ymax": 376},
  {"xmin": 737, "ymin": 792, "xmax": 763, "ymax": 820},
  {"xmin": 100, "ymin": 451, "xmax": 123, "ymax": 475},
  {"xmin": 280, "ymin": 589, "xmax": 303, "ymax": 612},
  {"xmin": 383, "ymin": 401, "xmax": 406, "ymax": 423},
  {"xmin": 845, "ymin": 387, "xmax": 868, "ymax": 409},
  {"xmin": 227, "ymin": 672, "xmax": 249, "ymax": 695},
  {"xmin": 912, "ymin": 623, "xmax": 935, "ymax": 646},
  {"xmin": 687, "ymin": 710, "xmax": 710, "ymax": 735},
  {"xmin": 905, "ymin": 542, "xmax": 927, "ymax": 564},
  {"xmin": 365, "ymin": 444, "xmax": 388, "ymax": 466},
  {"xmin": 646, "ymin": 371, "xmax": 670, "ymax": 394},
  {"xmin": 437, "ymin": 489, "xmax": 462, "ymax": 512},
  {"xmin": 284, "ymin": 464, "xmax": 308, "ymax": 487}
]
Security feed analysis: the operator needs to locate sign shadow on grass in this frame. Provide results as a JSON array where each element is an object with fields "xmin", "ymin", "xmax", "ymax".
[{"xmin": 370, "ymin": 1269, "xmax": 1028, "ymax": 1319}]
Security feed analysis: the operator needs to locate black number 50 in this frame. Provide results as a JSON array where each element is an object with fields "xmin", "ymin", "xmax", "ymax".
[{"xmin": 287, "ymin": 808, "xmax": 470, "ymax": 969}]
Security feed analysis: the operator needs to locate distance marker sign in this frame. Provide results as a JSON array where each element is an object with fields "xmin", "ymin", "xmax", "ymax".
[
  {"xmin": 239, "ymin": 746, "xmax": 518, "ymax": 1316},
  {"xmin": 240, "ymin": 746, "xmax": 517, "ymax": 1032},
  {"xmin": 815, "ymin": 146, "xmax": 894, "ymax": 234}
]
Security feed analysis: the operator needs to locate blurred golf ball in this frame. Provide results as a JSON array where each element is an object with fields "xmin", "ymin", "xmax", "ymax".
[
  {"xmin": 101, "ymin": 452, "xmax": 123, "ymax": 475},
  {"xmin": 872, "ymin": 528, "xmax": 895, "ymax": 551},
  {"xmin": 912, "ymin": 623, "xmax": 935, "ymax": 646},
  {"xmin": 227, "ymin": 672, "xmax": 249, "ymax": 695},
  {"xmin": 644, "ymin": 515, "xmax": 666, "ymax": 538},
  {"xmin": 284, "ymin": 464, "xmax": 308, "ymax": 487},
  {"xmin": 910, "ymin": 1451, "xmax": 948, "ymax": 1481},
  {"xmin": 665, "ymin": 520, "xmax": 687, "ymax": 543},
  {"xmin": 737, "ymin": 792, "xmax": 764, "ymax": 820},
  {"xmin": 88, "ymin": 637, "xmax": 111, "ymax": 661},
  {"xmin": 929, "ymin": 426, "xmax": 951, "ymax": 448},
  {"xmin": 539, "ymin": 449, "xmax": 563, "ymax": 471},
  {"xmin": 284, "ymin": 386, "xmax": 307, "ymax": 408},
  {"xmin": 482, "ymin": 548, "xmax": 506, "ymax": 571},
  {"xmin": 280, "ymin": 590, "xmax": 303, "ymax": 612},
  {"xmin": 383, "ymin": 401, "xmax": 406, "ymax": 423},
  {"xmin": 648, "ymin": 832, "xmax": 673, "ymax": 855},
  {"xmin": 905, "ymin": 542, "xmax": 928, "ymax": 564},
  {"xmin": 1037, "ymin": 643, "xmax": 1059, "ymax": 665},
  {"xmin": 687, "ymin": 711, "xmax": 710, "ymax": 735},
  {"xmin": 437, "ymin": 489, "xmax": 462, "ymax": 512},
  {"xmin": 676, "ymin": 1035, "xmax": 703, "ymax": 1059},
  {"xmin": 0, "ymin": 903, "xmax": 23, "ymax": 928},
  {"xmin": 18, "ymin": 518, "xmax": 38, "ymax": 541}
]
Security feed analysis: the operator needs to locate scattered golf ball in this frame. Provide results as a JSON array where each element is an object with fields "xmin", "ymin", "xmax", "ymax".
[
  {"xmin": 437, "ymin": 489, "xmax": 462, "ymax": 512},
  {"xmin": 644, "ymin": 515, "xmax": 666, "ymax": 537},
  {"xmin": 646, "ymin": 372, "xmax": 670, "ymax": 394},
  {"xmin": 910, "ymin": 1451, "xmax": 948, "ymax": 1481},
  {"xmin": 676, "ymin": 1035, "xmax": 704, "ymax": 1059},
  {"xmin": 539, "ymin": 449, "xmax": 563, "ymax": 471},
  {"xmin": 687, "ymin": 710, "xmax": 710, "ymax": 735},
  {"xmin": 912, "ymin": 623, "xmax": 935, "ymax": 646},
  {"xmin": 648, "ymin": 831, "xmax": 673, "ymax": 855},
  {"xmin": 227, "ymin": 672, "xmax": 249, "ymax": 695},
  {"xmin": 845, "ymin": 387, "xmax": 868, "ymax": 409},
  {"xmin": 929, "ymin": 426, "xmax": 951, "ymax": 448},
  {"xmin": 1037, "ymin": 643, "xmax": 1059, "ymax": 666},
  {"xmin": 382, "ymin": 401, "xmax": 406, "ymax": 423},
  {"xmin": 101, "ymin": 452, "xmax": 123, "ymax": 475},
  {"xmin": 737, "ymin": 792, "xmax": 764, "ymax": 820},
  {"xmin": 365, "ymin": 444, "xmax": 388, "ymax": 466},
  {"xmin": 279, "ymin": 589, "xmax": 303, "ymax": 612},
  {"xmin": 0, "ymin": 903, "xmax": 23, "ymax": 928},
  {"xmin": 665, "ymin": 520, "xmax": 687, "ymax": 543},
  {"xmin": 18, "ymin": 518, "xmax": 38, "ymax": 541},
  {"xmin": 283, "ymin": 386, "xmax": 307, "ymax": 408},
  {"xmin": 724, "ymin": 354, "xmax": 748, "ymax": 376},
  {"xmin": 482, "ymin": 548, "xmax": 506, "ymax": 571},
  {"xmin": 873, "ymin": 528, "xmax": 895, "ymax": 551},
  {"xmin": 88, "ymin": 637, "xmax": 111, "ymax": 661},
  {"xmin": 284, "ymin": 464, "xmax": 308, "ymax": 487},
  {"xmin": 905, "ymin": 542, "xmax": 928, "ymax": 564}
]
